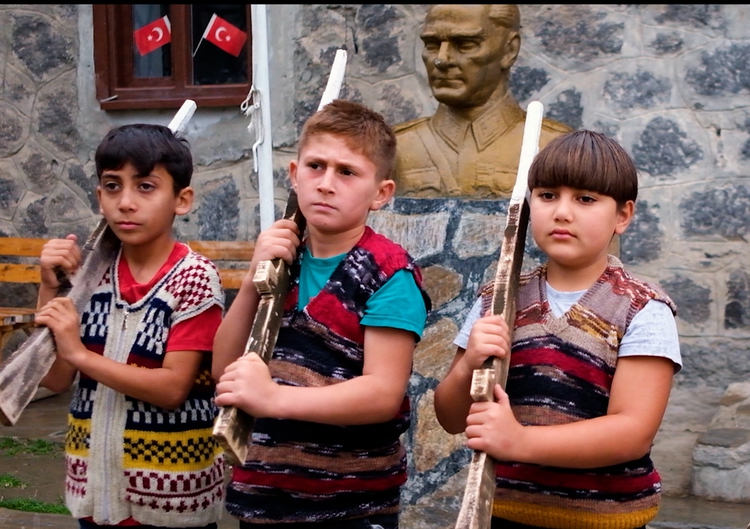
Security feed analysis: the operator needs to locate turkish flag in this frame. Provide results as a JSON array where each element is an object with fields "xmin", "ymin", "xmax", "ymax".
[
  {"xmin": 202, "ymin": 13, "xmax": 247, "ymax": 57},
  {"xmin": 133, "ymin": 15, "xmax": 171, "ymax": 56}
]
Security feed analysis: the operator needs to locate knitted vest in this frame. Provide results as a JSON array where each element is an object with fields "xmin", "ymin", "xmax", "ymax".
[
  {"xmin": 226, "ymin": 227, "xmax": 430, "ymax": 524},
  {"xmin": 65, "ymin": 247, "xmax": 225, "ymax": 527},
  {"xmin": 480, "ymin": 255, "xmax": 676, "ymax": 529}
]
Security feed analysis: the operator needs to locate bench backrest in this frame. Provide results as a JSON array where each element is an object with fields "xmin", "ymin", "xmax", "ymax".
[
  {"xmin": 0, "ymin": 237, "xmax": 254, "ymax": 290},
  {"xmin": 0, "ymin": 238, "xmax": 46, "ymax": 284},
  {"xmin": 186, "ymin": 240, "xmax": 254, "ymax": 290}
]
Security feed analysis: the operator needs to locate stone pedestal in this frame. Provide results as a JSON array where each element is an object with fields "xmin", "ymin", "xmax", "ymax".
[{"xmin": 691, "ymin": 382, "xmax": 750, "ymax": 502}]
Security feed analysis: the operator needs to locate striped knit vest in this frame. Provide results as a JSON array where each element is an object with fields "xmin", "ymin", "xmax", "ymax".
[
  {"xmin": 65, "ymin": 247, "xmax": 225, "ymax": 526},
  {"xmin": 480, "ymin": 255, "xmax": 676, "ymax": 529},
  {"xmin": 226, "ymin": 227, "xmax": 430, "ymax": 524}
]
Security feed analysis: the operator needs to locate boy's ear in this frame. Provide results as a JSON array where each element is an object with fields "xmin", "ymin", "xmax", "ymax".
[
  {"xmin": 175, "ymin": 186, "xmax": 194, "ymax": 216},
  {"xmin": 288, "ymin": 160, "xmax": 299, "ymax": 191},
  {"xmin": 370, "ymin": 179, "xmax": 395, "ymax": 211},
  {"xmin": 613, "ymin": 200, "xmax": 635, "ymax": 235},
  {"xmin": 95, "ymin": 185, "xmax": 103, "ymax": 214}
]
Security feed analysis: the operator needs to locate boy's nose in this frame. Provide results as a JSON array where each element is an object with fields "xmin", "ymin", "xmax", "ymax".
[
  {"xmin": 317, "ymin": 169, "xmax": 335, "ymax": 193},
  {"xmin": 553, "ymin": 199, "xmax": 573, "ymax": 221},
  {"xmin": 118, "ymin": 188, "xmax": 137, "ymax": 210}
]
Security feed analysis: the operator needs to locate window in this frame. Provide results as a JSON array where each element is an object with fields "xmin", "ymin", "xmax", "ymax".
[{"xmin": 93, "ymin": 4, "xmax": 252, "ymax": 110}]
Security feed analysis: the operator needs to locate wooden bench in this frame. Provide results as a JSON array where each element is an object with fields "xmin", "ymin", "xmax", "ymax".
[
  {"xmin": 186, "ymin": 240, "xmax": 254, "ymax": 290},
  {"xmin": 0, "ymin": 237, "xmax": 254, "ymax": 353},
  {"xmin": 0, "ymin": 238, "xmax": 46, "ymax": 352}
]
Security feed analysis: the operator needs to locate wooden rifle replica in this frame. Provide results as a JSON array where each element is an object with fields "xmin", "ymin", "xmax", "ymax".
[
  {"xmin": 454, "ymin": 101, "xmax": 544, "ymax": 529},
  {"xmin": 0, "ymin": 100, "xmax": 198, "ymax": 426},
  {"xmin": 212, "ymin": 50, "xmax": 348, "ymax": 466}
]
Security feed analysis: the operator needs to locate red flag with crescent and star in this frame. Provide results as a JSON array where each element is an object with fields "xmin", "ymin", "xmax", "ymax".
[
  {"xmin": 202, "ymin": 13, "xmax": 247, "ymax": 57},
  {"xmin": 133, "ymin": 15, "xmax": 171, "ymax": 56}
]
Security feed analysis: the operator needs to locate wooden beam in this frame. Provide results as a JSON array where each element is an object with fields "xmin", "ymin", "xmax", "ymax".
[{"xmin": 0, "ymin": 238, "xmax": 47, "ymax": 257}]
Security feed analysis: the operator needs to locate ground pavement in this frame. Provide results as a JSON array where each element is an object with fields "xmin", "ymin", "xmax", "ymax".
[{"xmin": 0, "ymin": 391, "xmax": 747, "ymax": 529}]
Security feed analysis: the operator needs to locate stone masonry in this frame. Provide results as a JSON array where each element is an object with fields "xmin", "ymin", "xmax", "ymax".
[{"xmin": 1, "ymin": 4, "xmax": 750, "ymax": 526}]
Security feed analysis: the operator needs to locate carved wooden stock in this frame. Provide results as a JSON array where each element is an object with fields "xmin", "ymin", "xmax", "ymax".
[
  {"xmin": 0, "ymin": 100, "xmax": 196, "ymax": 427},
  {"xmin": 0, "ymin": 220, "xmax": 119, "ymax": 425},
  {"xmin": 212, "ymin": 193, "xmax": 306, "ymax": 466},
  {"xmin": 211, "ymin": 49, "xmax": 346, "ymax": 467},
  {"xmin": 455, "ymin": 102, "xmax": 544, "ymax": 529},
  {"xmin": 454, "ymin": 199, "xmax": 530, "ymax": 529}
]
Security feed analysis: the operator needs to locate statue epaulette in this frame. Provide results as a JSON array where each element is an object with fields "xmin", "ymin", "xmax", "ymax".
[
  {"xmin": 541, "ymin": 117, "xmax": 574, "ymax": 134},
  {"xmin": 393, "ymin": 117, "xmax": 430, "ymax": 134}
]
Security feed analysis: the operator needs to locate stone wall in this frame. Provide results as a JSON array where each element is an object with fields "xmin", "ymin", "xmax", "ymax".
[{"xmin": 1, "ymin": 4, "xmax": 750, "ymax": 524}]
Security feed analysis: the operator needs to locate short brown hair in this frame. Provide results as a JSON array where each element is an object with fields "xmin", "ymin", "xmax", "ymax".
[
  {"xmin": 528, "ymin": 130, "xmax": 638, "ymax": 205},
  {"xmin": 297, "ymin": 99, "xmax": 397, "ymax": 180}
]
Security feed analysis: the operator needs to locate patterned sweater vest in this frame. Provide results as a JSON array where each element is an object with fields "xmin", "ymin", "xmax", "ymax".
[
  {"xmin": 480, "ymin": 255, "xmax": 676, "ymax": 529},
  {"xmin": 226, "ymin": 226, "xmax": 430, "ymax": 524},
  {"xmin": 65, "ymin": 247, "xmax": 226, "ymax": 527}
]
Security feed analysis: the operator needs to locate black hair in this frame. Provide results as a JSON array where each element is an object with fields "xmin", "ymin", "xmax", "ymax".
[
  {"xmin": 95, "ymin": 123, "xmax": 193, "ymax": 193},
  {"xmin": 528, "ymin": 130, "xmax": 638, "ymax": 205}
]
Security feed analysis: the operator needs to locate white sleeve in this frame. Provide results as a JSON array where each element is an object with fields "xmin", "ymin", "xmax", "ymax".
[
  {"xmin": 619, "ymin": 299, "xmax": 682, "ymax": 372},
  {"xmin": 453, "ymin": 297, "xmax": 484, "ymax": 350}
]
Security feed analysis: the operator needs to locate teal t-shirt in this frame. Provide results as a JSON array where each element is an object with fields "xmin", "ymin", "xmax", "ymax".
[{"xmin": 298, "ymin": 248, "xmax": 427, "ymax": 339}]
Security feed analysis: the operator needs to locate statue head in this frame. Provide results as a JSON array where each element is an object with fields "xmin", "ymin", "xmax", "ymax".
[{"xmin": 420, "ymin": 5, "xmax": 521, "ymax": 109}]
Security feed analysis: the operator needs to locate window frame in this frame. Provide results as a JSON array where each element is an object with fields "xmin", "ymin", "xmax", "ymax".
[{"xmin": 92, "ymin": 4, "xmax": 252, "ymax": 110}]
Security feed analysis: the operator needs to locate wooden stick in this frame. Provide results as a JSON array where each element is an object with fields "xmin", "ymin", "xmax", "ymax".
[
  {"xmin": 0, "ymin": 100, "xmax": 197, "ymax": 426},
  {"xmin": 0, "ymin": 221, "xmax": 119, "ymax": 425},
  {"xmin": 454, "ymin": 101, "xmax": 544, "ymax": 529},
  {"xmin": 212, "ymin": 50, "xmax": 348, "ymax": 466}
]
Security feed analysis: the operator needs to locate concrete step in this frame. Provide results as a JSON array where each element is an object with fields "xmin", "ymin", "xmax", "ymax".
[
  {"xmin": 1, "ymin": 498, "xmax": 747, "ymax": 529},
  {"xmin": 652, "ymin": 496, "xmax": 749, "ymax": 529},
  {"xmin": 1, "ymin": 391, "xmax": 747, "ymax": 529}
]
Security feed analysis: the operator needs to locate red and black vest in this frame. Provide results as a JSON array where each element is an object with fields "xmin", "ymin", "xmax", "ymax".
[
  {"xmin": 480, "ymin": 255, "xmax": 676, "ymax": 529},
  {"xmin": 226, "ymin": 227, "xmax": 430, "ymax": 524}
]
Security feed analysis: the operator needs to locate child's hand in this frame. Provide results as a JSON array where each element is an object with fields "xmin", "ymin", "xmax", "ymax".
[
  {"xmin": 215, "ymin": 353, "xmax": 280, "ymax": 417},
  {"xmin": 461, "ymin": 312, "xmax": 510, "ymax": 372},
  {"xmin": 248, "ymin": 219, "xmax": 301, "ymax": 277},
  {"xmin": 35, "ymin": 297, "xmax": 85, "ymax": 366},
  {"xmin": 39, "ymin": 235, "xmax": 81, "ymax": 289},
  {"xmin": 464, "ymin": 384, "xmax": 525, "ymax": 461}
]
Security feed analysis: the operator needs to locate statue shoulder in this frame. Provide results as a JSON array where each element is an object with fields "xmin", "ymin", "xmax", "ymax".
[
  {"xmin": 393, "ymin": 116, "xmax": 431, "ymax": 135},
  {"xmin": 541, "ymin": 116, "xmax": 574, "ymax": 134}
]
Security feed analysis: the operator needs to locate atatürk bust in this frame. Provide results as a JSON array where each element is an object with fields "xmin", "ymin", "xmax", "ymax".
[{"xmin": 394, "ymin": 4, "xmax": 572, "ymax": 198}]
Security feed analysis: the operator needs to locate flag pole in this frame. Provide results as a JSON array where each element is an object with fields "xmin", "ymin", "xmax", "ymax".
[
  {"xmin": 251, "ymin": 5, "xmax": 274, "ymax": 231},
  {"xmin": 192, "ymin": 13, "xmax": 217, "ymax": 58}
]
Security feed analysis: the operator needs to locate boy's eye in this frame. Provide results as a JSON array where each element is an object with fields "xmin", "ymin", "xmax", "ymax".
[
  {"xmin": 139, "ymin": 182, "xmax": 156, "ymax": 192},
  {"xmin": 538, "ymin": 191, "xmax": 555, "ymax": 200},
  {"xmin": 578, "ymin": 195, "xmax": 596, "ymax": 203},
  {"xmin": 308, "ymin": 162, "xmax": 323, "ymax": 170},
  {"xmin": 102, "ymin": 181, "xmax": 119, "ymax": 191}
]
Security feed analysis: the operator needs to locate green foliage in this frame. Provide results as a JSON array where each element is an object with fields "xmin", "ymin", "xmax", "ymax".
[
  {"xmin": 0, "ymin": 436, "xmax": 68, "ymax": 515},
  {"xmin": 0, "ymin": 473, "xmax": 28, "ymax": 488},
  {"xmin": 0, "ymin": 497, "xmax": 69, "ymax": 514},
  {"xmin": 0, "ymin": 437, "xmax": 63, "ymax": 456}
]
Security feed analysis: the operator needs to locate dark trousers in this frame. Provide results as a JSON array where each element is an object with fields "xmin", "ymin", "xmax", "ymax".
[
  {"xmin": 239, "ymin": 513, "xmax": 398, "ymax": 529},
  {"xmin": 491, "ymin": 519, "xmax": 645, "ymax": 529},
  {"xmin": 79, "ymin": 520, "xmax": 218, "ymax": 529}
]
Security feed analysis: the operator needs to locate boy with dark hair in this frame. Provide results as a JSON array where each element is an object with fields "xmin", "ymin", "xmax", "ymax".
[
  {"xmin": 36, "ymin": 123, "xmax": 225, "ymax": 528},
  {"xmin": 434, "ymin": 130, "xmax": 682, "ymax": 529},
  {"xmin": 212, "ymin": 99, "xmax": 431, "ymax": 529}
]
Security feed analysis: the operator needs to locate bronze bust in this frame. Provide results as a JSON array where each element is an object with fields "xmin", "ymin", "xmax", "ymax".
[{"xmin": 394, "ymin": 5, "xmax": 572, "ymax": 198}]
